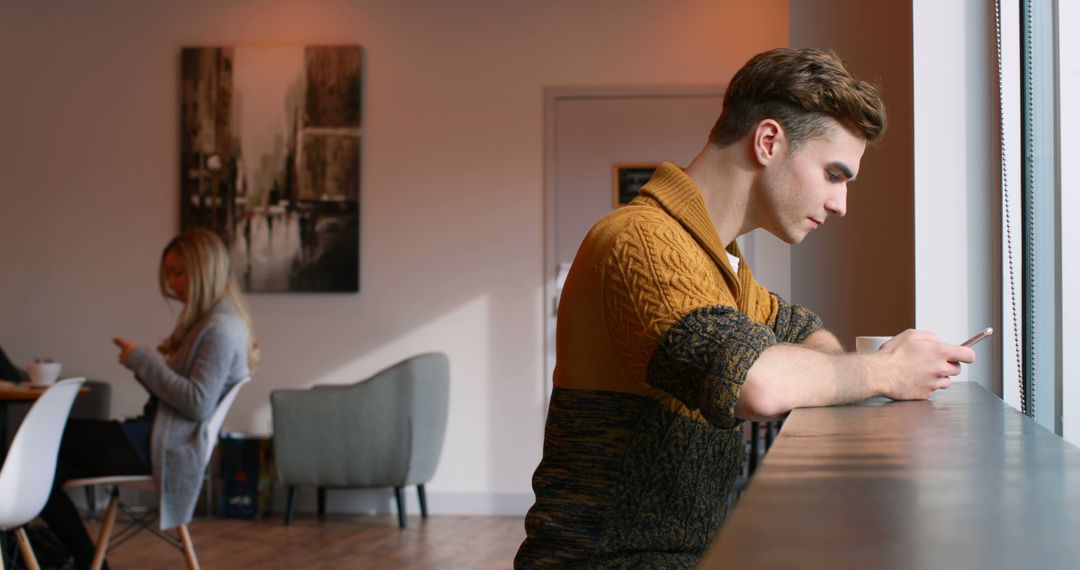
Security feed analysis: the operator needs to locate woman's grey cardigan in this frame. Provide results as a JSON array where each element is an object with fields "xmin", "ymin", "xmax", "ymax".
[{"xmin": 124, "ymin": 300, "xmax": 250, "ymax": 529}]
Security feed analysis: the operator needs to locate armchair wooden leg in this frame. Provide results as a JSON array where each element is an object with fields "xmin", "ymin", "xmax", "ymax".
[
  {"xmin": 14, "ymin": 527, "xmax": 41, "ymax": 570},
  {"xmin": 317, "ymin": 487, "xmax": 327, "ymax": 518},
  {"xmin": 284, "ymin": 486, "xmax": 298, "ymax": 526},
  {"xmin": 91, "ymin": 488, "xmax": 121, "ymax": 570},
  {"xmin": 417, "ymin": 484, "xmax": 429, "ymax": 519},
  {"xmin": 394, "ymin": 487, "xmax": 406, "ymax": 529},
  {"xmin": 178, "ymin": 525, "xmax": 200, "ymax": 570}
]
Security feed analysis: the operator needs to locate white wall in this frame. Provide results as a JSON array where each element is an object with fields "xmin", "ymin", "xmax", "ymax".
[
  {"xmin": 0, "ymin": 0, "xmax": 789, "ymax": 514},
  {"xmin": 912, "ymin": 0, "xmax": 1002, "ymax": 392}
]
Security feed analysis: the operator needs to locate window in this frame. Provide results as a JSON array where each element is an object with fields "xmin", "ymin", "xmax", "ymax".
[{"xmin": 1002, "ymin": 0, "xmax": 1079, "ymax": 439}]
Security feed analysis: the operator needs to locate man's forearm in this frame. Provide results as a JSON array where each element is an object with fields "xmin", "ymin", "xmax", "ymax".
[
  {"xmin": 736, "ymin": 344, "xmax": 879, "ymax": 420},
  {"xmin": 735, "ymin": 329, "xmax": 974, "ymax": 421}
]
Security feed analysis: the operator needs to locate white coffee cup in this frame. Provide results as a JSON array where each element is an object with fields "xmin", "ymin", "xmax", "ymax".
[
  {"xmin": 26, "ymin": 360, "xmax": 62, "ymax": 387},
  {"xmin": 855, "ymin": 336, "xmax": 892, "ymax": 354}
]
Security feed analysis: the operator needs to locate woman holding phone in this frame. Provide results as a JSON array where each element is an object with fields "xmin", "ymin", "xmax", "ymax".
[{"xmin": 40, "ymin": 228, "xmax": 258, "ymax": 570}]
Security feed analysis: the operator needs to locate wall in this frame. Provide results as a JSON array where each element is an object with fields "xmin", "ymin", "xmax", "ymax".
[
  {"xmin": 911, "ymin": 0, "xmax": 1002, "ymax": 392},
  {"xmin": 788, "ymin": 1, "xmax": 917, "ymax": 350},
  {"xmin": 0, "ymin": 0, "xmax": 789, "ymax": 514}
]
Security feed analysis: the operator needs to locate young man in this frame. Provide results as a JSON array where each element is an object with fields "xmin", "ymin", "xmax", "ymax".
[{"xmin": 515, "ymin": 48, "xmax": 976, "ymax": 568}]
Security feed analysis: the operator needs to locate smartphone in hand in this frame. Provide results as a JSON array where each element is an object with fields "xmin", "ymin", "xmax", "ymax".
[{"xmin": 961, "ymin": 327, "xmax": 993, "ymax": 348}]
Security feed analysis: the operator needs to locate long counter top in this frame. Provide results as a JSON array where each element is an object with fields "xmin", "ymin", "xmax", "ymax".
[{"xmin": 700, "ymin": 382, "xmax": 1080, "ymax": 569}]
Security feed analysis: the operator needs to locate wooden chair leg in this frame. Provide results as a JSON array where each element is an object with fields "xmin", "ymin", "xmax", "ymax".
[
  {"xmin": 91, "ymin": 488, "xmax": 121, "ymax": 570},
  {"xmin": 417, "ymin": 484, "xmax": 429, "ymax": 519},
  {"xmin": 394, "ymin": 487, "xmax": 406, "ymax": 529},
  {"xmin": 284, "ymin": 486, "xmax": 298, "ymax": 526},
  {"xmin": 317, "ymin": 487, "xmax": 327, "ymax": 518},
  {"xmin": 14, "ymin": 527, "xmax": 41, "ymax": 570},
  {"xmin": 178, "ymin": 525, "xmax": 200, "ymax": 570}
]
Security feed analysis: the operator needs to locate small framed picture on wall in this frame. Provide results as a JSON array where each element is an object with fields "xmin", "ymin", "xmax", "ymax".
[{"xmin": 612, "ymin": 163, "xmax": 659, "ymax": 207}]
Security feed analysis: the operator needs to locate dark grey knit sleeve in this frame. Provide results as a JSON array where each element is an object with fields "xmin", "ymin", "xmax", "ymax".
[
  {"xmin": 647, "ymin": 305, "xmax": 777, "ymax": 429},
  {"xmin": 769, "ymin": 293, "xmax": 824, "ymax": 344}
]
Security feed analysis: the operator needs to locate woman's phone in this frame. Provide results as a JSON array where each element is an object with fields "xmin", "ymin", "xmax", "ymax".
[{"xmin": 961, "ymin": 327, "xmax": 993, "ymax": 347}]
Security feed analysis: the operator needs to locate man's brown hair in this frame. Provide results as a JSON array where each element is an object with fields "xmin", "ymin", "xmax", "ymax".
[{"xmin": 709, "ymin": 48, "xmax": 887, "ymax": 149}]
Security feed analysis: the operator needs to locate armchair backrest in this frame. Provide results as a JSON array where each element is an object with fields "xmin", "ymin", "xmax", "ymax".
[
  {"xmin": 380, "ymin": 352, "xmax": 449, "ymax": 485},
  {"xmin": 271, "ymin": 352, "xmax": 450, "ymax": 488}
]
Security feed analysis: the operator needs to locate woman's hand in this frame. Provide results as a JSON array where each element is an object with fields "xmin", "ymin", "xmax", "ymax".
[{"xmin": 113, "ymin": 337, "xmax": 138, "ymax": 365}]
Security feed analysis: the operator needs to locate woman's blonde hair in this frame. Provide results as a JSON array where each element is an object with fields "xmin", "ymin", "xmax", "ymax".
[{"xmin": 157, "ymin": 228, "xmax": 260, "ymax": 372}]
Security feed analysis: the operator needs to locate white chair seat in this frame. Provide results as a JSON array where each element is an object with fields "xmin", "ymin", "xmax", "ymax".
[
  {"xmin": 65, "ymin": 475, "xmax": 154, "ymax": 491},
  {"xmin": 64, "ymin": 475, "xmax": 174, "ymax": 570}
]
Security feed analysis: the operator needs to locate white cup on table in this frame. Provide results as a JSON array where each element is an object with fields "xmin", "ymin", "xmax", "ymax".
[
  {"xmin": 26, "ymin": 360, "xmax": 62, "ymax": 387},
  {"xmin": 855, "ymin": 336, "xmax": 892, "ymax": 354}
]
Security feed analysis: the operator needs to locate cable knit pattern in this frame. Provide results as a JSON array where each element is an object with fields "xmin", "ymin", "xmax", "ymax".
[
  {"xmin": 517, "ymin": 162, "xmax": 822, "ymax": 568},
  {"xmin": 603, "ymin": 213, "xmax": 733, "ymax": 384}
]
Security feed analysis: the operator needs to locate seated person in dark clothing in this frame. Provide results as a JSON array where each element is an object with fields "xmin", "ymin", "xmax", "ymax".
[{"xmin": 0, "ymin": 344, "xmax": 25, "ymax": 382}]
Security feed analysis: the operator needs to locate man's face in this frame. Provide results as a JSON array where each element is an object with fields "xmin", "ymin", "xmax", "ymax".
[{"xmin": 757, "ymin": 120, "xmax": 866, "ymax": 244}]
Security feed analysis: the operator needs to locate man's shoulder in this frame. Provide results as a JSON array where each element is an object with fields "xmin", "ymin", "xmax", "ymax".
[{"xmin": 586, "ymin": 203, "xmax": 683, "ymax": 249}]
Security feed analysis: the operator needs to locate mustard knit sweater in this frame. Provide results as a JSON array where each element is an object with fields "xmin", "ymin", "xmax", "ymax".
[{"xmin": 515, "ymin": 162, "xmax": 822, "ymax": 569}]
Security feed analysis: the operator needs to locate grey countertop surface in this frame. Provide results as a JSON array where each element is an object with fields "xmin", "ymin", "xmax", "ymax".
[{"xmin": 700, "ymin": 382, "xmax": 1080, "ymax": 569}]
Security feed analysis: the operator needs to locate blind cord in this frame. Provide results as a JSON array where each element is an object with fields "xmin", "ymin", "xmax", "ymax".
[{"xmin": 996, "ymin": 0, "xmax": 1030, "ymax": 416}]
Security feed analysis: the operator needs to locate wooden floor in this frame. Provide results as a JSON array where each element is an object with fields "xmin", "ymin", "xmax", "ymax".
[{"xmin": 91, "ymin": 514, "xmax": 525, "ymax": 569}]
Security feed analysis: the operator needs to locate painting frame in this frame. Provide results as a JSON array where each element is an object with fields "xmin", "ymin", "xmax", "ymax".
[
  {"xmin": 612, "ymin": 162, "xmax": 659, "ymax": 207},
  {"xmin": 179, "ymin": 44, "xmax": 363, "ymax": 293}
]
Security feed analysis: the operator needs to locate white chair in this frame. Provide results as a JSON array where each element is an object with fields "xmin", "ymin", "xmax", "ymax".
[
  {"xmin": 64, "ymin": 377, "xmax": 249, "ymax": 570},
  {"xmin": 0, "ymin": 377, "xmax": 85, "ymax": 570}
]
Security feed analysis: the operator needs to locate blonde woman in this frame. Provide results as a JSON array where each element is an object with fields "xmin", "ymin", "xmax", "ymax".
[{"xmin": 41, "ymin": 228, "xmax": 258, "ymax": 570}]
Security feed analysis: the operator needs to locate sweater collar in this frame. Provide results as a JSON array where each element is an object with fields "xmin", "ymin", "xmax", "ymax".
[{"xmin": 637, "ymin": 161, "xmax": 744, "ymax": 295}]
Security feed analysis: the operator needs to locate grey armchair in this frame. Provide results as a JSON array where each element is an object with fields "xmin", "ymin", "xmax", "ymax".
[{"xmin": 270, "ymin": 352, "xmax": 450, "ymax": 528}]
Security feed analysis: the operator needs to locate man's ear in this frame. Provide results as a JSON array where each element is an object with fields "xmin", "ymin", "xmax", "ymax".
[{"xmin": 753, "ymin": 119, "xmax": 784, "ymax": 166}]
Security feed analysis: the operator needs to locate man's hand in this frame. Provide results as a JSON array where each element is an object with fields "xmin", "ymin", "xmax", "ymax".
[{"xmin": 868, "ymin": 329, "xmax": 976, "ymax": 401}]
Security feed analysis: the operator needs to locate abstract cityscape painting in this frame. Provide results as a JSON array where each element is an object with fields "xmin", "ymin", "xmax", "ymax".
[{"xmin": 180, "ymin": 45, "xmax": 361, "ymax": 292}]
